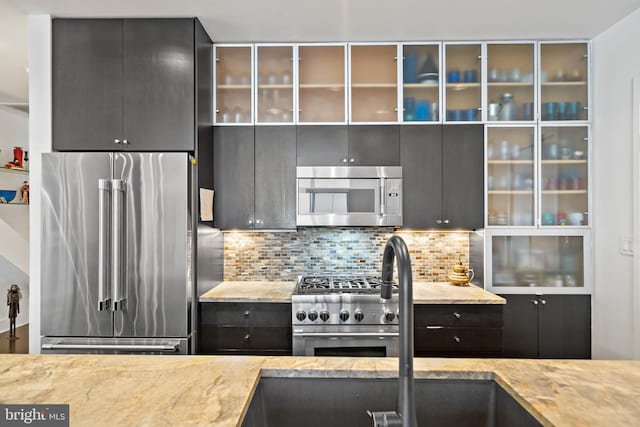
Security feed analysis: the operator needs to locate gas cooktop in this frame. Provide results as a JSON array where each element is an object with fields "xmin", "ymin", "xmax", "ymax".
[{"xmin": 296, "ymin": 275, "xmax": 399, "ymax": 295}]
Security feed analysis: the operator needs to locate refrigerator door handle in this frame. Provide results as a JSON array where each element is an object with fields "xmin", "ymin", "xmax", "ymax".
[
  {"xmin": 111, "ymin": 179, "xmax": 127, "ymax": 311},
  {"xmin": 98, "ymin": 179, "xmax": 112, "ymax": 311},
  {"xmin": 41, "ymin": 343, "xmax": 179, "ymax": 352}
]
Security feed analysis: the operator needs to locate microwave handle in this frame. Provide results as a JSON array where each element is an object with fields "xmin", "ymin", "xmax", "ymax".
[{"xmin": 380, "ymin": 178, "xmax": 386, "ymax": 216}]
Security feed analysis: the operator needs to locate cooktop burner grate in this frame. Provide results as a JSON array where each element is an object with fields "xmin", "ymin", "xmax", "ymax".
[{"xmin": 296, "ymin": 275, "xmax": 398, "ymax": 295}]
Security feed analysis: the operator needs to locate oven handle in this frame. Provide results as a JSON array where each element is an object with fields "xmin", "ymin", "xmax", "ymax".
[{"xmin": 293, "ymin": 332, "xmax": 399, "ymax": 338}]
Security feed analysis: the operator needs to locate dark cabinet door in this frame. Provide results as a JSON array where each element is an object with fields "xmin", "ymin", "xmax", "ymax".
[
  {"xmin": 255, "ymin": 126, "xmax": 297, "ymax": 229},
  {"xmin": 538, "ymin": 295, "xmax": 591, "ymax": 359},
  {"xmin": 123, "ymin": 19, "xmax": 195, "ymax": 151},
  {"xmin": 348, "ymin": 125, "xmax": 400, "ymax": 166},
  {"xmin": 213, "ymin": 127, "xmax": 254, "ymax": 229},
  {"xmin": 400, "ymin": 126, "xmax": 443, "ymax": 228},
  {"xmin": 441, "ymin": 125, "xmax": 484, "ymax": 229},
  {"xmin": 296, "ymin": 126, "xmax": 348, "ymax": 166},
  {"xmin": 53, "ymin": 19, "xmax": 123, "ymax": 151},
  {"xmin": 501, "ymin": 294, "xmax": 539, "ymax": 358}
]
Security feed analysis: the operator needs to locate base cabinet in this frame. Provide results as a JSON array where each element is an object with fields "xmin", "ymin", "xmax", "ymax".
[
  {"xmin": 501, "ymin": 294, "xmax": 591, "ymax": 359},
  {"xmin": 414, "ymin": 305, "xmax": 503, "ymax": 357},
  {"xmin": 199, "ymin": 302, "xmax": 292, "ymax": 355}
]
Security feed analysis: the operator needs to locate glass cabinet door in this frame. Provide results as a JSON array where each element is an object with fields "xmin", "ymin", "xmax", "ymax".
[
  {"xmin": 297, "ymin": 45, "xmax": 346, "ymax": 123},
  {"xmin": 256, "ymin": 45, "xmax": 295, "ymax": 124},
  {"xmin": 215, "ymin": 46, "xmax": 253, "ymax": 124},
  {"xmin": 350, "ymin": 44, "xmax": 398, "ymax": 123},
  {"xmin": 487, "ymin": 126, "xmax": 536, "ymax": 226},
  {"xmin": 486, "ymin": 43, "xmax": 535, "ymax": 122},
  {"xmin": 540, "ymin": 42, "xmax": 589, "ymax": 122},
  {"xmin": 402, "ymin": 44, "xmax": 440, "ymax": 122},
  {"xmin": 540, "ymin": 126, "xmax": 589, "ymax": 226},
  {"xmin": 490, "ymin": 234, "xmax": 586, "ymax": 289},
  {"xmin": 444, "ymin": 43, "xmax": 482, "ymax": 122}
]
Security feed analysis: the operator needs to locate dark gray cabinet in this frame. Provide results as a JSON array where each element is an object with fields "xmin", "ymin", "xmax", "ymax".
[
  {"xmin": 198, "ymin": 302, "xmax": 292, "ymax": 355},
  {"xmin": 296, "ymin": 125, "xmax": 400, "ymax": 166},
  {"xmin": 53, "ymin": 18, "xmax": 207, "ymax": 152},
  {"xmin": 400, "ymin": 125, "xmax": 484, "ymax": 229},
  {"xmin": 255, "ymin": 127, "xmax": 297, "ymax": 229},
  {"xmin": 296, "ymin": 126, "xmax": 348, "ymax": 166},
  {"xmin": 414, "ymin": 304, "xmax": 503, "ymax": 357},
  {"xmin": 501, "ymin": 294, "xmax": 591, "ymax": 359},
  {"xmin": 213, "ymin": 126, "xmax": 296, "ymax": 230},
  {"xmin": 213, "ymin": 127, "xmax": 255, "ymax": 229}
]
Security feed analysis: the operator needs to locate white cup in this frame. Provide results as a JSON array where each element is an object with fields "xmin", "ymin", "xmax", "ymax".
[{"xmin": 568, "ymin": 212, "xmax": 584, "ymax": 225}]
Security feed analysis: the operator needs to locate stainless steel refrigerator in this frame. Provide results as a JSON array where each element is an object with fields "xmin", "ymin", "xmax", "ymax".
[{"xmin": 41, "ymin": 153, "xmax": 196, "ymax": 354}]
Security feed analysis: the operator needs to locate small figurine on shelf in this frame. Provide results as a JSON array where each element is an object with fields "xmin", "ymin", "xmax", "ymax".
[
  {"xmin": 20, "ymin": 181, "xmax": 29, "ymax": 204},
  {"xmin": 23, "ymin": 150, "xmax": 29, "ymax": 171},
  {"xmin": 7, "ymin": 284, "xmax": 22, "ymax": 339},
  {"xmin": 4, "ymin": 146, "xmax": 24, "ymax": 170}
]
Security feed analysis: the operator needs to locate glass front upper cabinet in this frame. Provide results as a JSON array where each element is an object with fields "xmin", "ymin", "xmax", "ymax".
[
  {"xmin": 486, "ymin": 43, "xmax": 535, "ymax": 122},
  {"xmin": 350, "ymin": 44, "xmax": 399, "ymax": 123},
  {"xmin": 487, "ymin": 126, "xmax": 536, "ymax": 227},
  {"xmin": 256, "ymin": 45, "xmax": 295, "ymax": 124},
  {"xmin": 488, "ymin": 232, "xmax": 589, "ymax": 291},
  {"xmin": 540, "ymin": 126, "xmax": 589, "ymax": 227},
  {"xmin": 402, "ymin": 44, "xmax": 440, "ymax": 123},
  {"xmin": 215, "ymin": 45, "xmax": 253, "ymax": 124},
  {"xmin": 297, "ymin": 44, "xmax": 347, "ymax": 123},
  {"xmin": 444, "ymin": 43, "xmax": 483, "ymax": 123},
  {"xmin": 539, "ymin": 42, "xmax": 589, "ymax": 122}
]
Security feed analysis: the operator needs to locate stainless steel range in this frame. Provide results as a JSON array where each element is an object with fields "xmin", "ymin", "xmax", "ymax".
[{"xmin": 292, "ymin": 275, "xmax": 399, "ymax": 357}]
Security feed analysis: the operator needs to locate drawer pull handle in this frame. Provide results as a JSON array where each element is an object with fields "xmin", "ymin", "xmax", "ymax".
[
  {"xmin": 453, "ymin": 336, "xmax": 461, "ymax": 343},
  {"xmin": 425, "ymin": 326, "xmax": 444, "ymax": 330},
  {"xmin": 453, "ymin": 312, "xmax": 461, "ymax": 319},
  {"xmin": 244, "ymin": 311, "xmax": 250, "ymax": 318},
  {"xmin": 243, "ymin": 334, "xmax": 250, "ymax": 341}
]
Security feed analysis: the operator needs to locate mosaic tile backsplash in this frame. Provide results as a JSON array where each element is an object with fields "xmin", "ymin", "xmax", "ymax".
[{"xmin": 223, "ymin": 228, "xmax": 470, "ymax": 281}]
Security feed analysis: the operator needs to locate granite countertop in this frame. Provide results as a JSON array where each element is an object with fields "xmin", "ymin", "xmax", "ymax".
[
  {"xmin": 199, "ymin": 281, "xmax": 297, "ymax": 302},
  {"xmin": 199, "ymin": 281, "xmax": 505, "ymax": 304},
  {"xmin": 1, "ymin": 355, "xmax": 638, "ymax": 426}
]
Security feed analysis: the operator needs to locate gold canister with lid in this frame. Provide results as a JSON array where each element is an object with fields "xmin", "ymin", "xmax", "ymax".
[{"xmin": 447, "ymin": 257, "xmax": 474, "ymax": 286}]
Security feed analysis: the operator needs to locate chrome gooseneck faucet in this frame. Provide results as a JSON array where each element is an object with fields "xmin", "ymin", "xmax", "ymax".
[{"xmin": 368, "ymin": 236, "xmax": 417, "ymax": 427}]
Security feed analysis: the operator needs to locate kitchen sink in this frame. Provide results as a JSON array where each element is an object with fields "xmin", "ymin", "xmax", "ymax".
[{"xmin": 241, "ymin": 377, "xmax": 542, "ymax": 427}]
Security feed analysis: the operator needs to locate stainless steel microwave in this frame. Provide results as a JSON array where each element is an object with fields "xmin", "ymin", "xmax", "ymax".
[{"xmin": 296, "ymin": 166, "xmax": 402, "ymax": 226}]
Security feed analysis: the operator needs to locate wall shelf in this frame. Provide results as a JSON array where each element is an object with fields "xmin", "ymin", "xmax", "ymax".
[{"xmin": 0, "ymin": 167, "xmax": 29, "ymax": 175}]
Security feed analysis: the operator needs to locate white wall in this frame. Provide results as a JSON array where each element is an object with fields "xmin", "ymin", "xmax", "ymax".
[
  {"xmin": 28, "ymin": 15, "xmax": 52, "ymax": 354},
  {"xmin": 592, "ymin": 8, "xmax": 640, "ymax": 359}
]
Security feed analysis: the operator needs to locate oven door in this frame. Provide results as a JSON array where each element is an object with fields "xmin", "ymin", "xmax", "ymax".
[{"xmin": 292, "ymin": 327, "xmax": 399, "ymax": 357}]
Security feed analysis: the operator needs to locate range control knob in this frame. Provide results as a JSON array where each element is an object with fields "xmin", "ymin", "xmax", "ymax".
[
  {"xmin": 308, "ymin": 310, "xmax": 318, "ymax": 321},
  {"xmin": 354, "ymin": 310, "xmax": 364, "ymax": 322},
  {"xmin": 339, "ymin": 310, "xmax": 349, "ymax": 321},
  {"xmin": 385, "ymin": 311, "xmax": 396, "ymax": 322},
  {"xmin": 320, "ymin": 311, "xmax": 330, "ymax": 322},
  {"xmin": 296, "ymin": 310, "xmax": 306, "ymax": 321}
]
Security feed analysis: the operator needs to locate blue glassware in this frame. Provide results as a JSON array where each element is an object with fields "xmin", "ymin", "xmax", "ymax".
[
  {"xmin": 451, "ymin": 109, "xmax": 463, "ymax": 121},
  {"xmin": 447, "ymin": 70, "xmax": 460, "ymax": 83},
  {"xmin": 463, "ymin": 69, "xmax": 477, "ymax": 83},
  {"xmin": 543, "ymin": 102, "xmax": 557, "ymax": 121},
  {"xmin": 403, "ymin": 52, "xmax": 418, "ymax": 84},
  {"xmin": 464, "ymin": 108, "xmax": 477, "ymax": 121},
  {"xmin": 557, "ymin": 102, "xmax": 568, "ymax": 120},
  {"xmin": 522, "ymin": 102, "xmax": 534, "ymax": 121},
  {"xmin": 568, "ymin": 101, "xmax": 581, "ymax": 120},
  {"xmin": 403, "ymin": 97, "xmax": 416, "ymax": 121},
  {"xmin": 415, "ymin": 101, "xmax": 431, "ymax": 121}
]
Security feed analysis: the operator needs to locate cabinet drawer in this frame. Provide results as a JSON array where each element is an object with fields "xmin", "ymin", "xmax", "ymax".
[
  {"xmin": 198, "ymin": 326, "xmax": 292, "ymax": 354},
  {"xmin": 200, "ymin": 302, "xmax": 291, "ymax": 327},
  {"xmin": 199, "ymin": 325, "xmax": 250, "ymax": 352},
  {"xmin": 414, "ymin": 305, "xmax": 503, "ymax": 328},
  {"xmin": 415, "ymin": 327, "xmax": 503, "ymax": 356}
]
